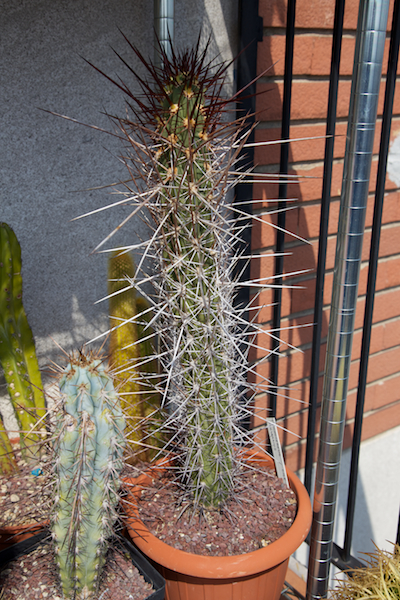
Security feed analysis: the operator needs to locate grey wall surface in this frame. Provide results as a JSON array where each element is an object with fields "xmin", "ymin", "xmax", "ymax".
[{"xmin": 1, "ymin": 0, "xmax": 238, "ymax": 379}]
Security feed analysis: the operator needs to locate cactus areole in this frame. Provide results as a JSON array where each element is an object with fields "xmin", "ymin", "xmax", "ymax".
[
  {"xmin": 87, "ymin": 39, "xmax": 255, "ymax": 513},
  {"xmin": 52, "ymin": 353, "xmax": 125, "ymax": 599}
]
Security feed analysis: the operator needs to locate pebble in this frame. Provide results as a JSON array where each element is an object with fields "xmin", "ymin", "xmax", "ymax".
[{"xmin": 10, "ymin": 494, "xmax": 19, "ymax": 503}]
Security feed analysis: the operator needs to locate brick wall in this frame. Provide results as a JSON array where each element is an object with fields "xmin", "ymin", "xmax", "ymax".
[{"xmin": 252, "ymin": 0, "xmax": 400, "ymax": 472}]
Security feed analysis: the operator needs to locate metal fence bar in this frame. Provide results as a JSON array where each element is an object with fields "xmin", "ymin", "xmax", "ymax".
[
  {"xmin": 234, "ymin": 0, "xmax": 263, "ymax": 315},
  {"xmin": 269, "ymin": 0, "xmax": 296, "ymax": 418},
  {"xmin": 304, "ymin": 0, "xmax": 346, "ymax": 495},
  {"xmin": 341, "ymin": 0, "xmax": 400, "ymax": 562},
  {"xmin": 154, "ymin": 0, "xmax": 174, "ymax": 66},
  {"xmin": 306, "ymin": 0, "xmax": 390, "ymax": 596}
]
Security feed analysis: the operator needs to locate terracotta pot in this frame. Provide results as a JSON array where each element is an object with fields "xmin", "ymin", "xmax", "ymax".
[{"xmin": 124, "ymin": 450, "xmax": 312, "ymax": 600}]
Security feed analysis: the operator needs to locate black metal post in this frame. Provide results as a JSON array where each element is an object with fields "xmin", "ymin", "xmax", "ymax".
[
  {"xmin": 234, "ymin": 0, "xmax": 263, "ymax": 312},
  {"xmin": 269, "ymin": 0, "xmax": 296, "ymax": 418},
  {"xmin": 235, "ymin": 1, "xmax": 263, "ymax": 430}
]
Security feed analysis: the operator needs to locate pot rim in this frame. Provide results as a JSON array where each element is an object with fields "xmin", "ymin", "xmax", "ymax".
[{"xmin": 124, "ymin": 449, "xmax": 312, "ymax": 579}]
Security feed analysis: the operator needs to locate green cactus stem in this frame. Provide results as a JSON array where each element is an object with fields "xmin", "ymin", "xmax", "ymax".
[
  {"xmin": 0, "ymin": 414, "xmax": 18, "ymax": 476},
  {"xmin": 88, "ymin": 41, "xmax": 253, "ymax": 511},
  {"xmin": 108, "ymin": 251, "xmax": 161, "ymax": 462},
  {"xmin": 52, "ymin": 351, "xmax": 125, "ymax": 600},
  {"xmin": 0, "ymin": 223, "xmax": 46, "ymax": 453}
]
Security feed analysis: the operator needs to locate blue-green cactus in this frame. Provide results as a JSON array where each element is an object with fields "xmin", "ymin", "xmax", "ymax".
[{"xmin": 52, "ymin": 352, "xmax": 125, "ymax": 599}]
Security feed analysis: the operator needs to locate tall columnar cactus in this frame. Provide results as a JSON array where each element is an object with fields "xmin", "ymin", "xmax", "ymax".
[
  {"xmin": 52, "ymin": 351, "xmax": 125, "ymax": 600},
  {"xmin": 0, "ymin": 222, "xmax": 46, "ymax": 452},
  {"xmin": 108, "ymin": 251, "xmax": 161, "ymax": 461},
  {"xmin": 90, "ymin": 41, "xmax": 253, "ymax": 511}
]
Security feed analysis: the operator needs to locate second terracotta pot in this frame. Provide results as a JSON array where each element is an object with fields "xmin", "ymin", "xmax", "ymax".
[{"xmin": 124, "ymin": 450, "xmax": 312, "ymax": 600}]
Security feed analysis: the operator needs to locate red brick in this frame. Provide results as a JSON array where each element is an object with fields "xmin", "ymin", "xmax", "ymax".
[
  {"xmin": 254, "ymin": 118, "xmax": 398, "ymax": 167},
  {"xmin": 259, "ymin": 0, "xmax": 359, "ymax": 30},
  {"xmin": 251, "ymin": 189, "xmax": 400, "ymax": 258},
  {"xmin": 254, "ymin": 154, "xmax": 397, "ymax": 207},
  {"xmin": 288, "ymin": 255, "xmax": 400, "ymax": 318},
  {"xmin": 347, "ymin": 373, "xmax": 400, "ymax": 416},
  {"xmin": 284, "ymin": 440, "xmax": 308, "ymax": 472},
  {"xmin": 251, "ymin": 275, "xmax": 400, "ymax": 328},
  {"xmin": 252, "ymin": 330, "xmax": 400, "ymax": 395},
  {"xmin": 256, "ymin": 79, "xmax": 400, "ymax": 124},
  {"xmin": 282, "ymin": 389, "xmax": 400, "ymax": 470},
  {"xmin": 256, "ymin": 366, "xmax": 400, "ymax": 452},
  {"xmin": 256, "ymin": 80, "xmax": 351, "ymax": 122},
  {"xmin": 259, "ymin": 0, "xmax": 395, "ymax": 31},
  {"xmin": 254, "ymin": 122, "xmax": 348, "ymax": 166},
  {"xmin": 258, "ymin": 34, "xmax": 354, "ymax": 77},
  {"xmin": 343, "ymin": 400, "xmax": 400, "ymax": 447},
  {"xmin": 258, "ymin": 34, "xmax": 397, "ymax": 78}
]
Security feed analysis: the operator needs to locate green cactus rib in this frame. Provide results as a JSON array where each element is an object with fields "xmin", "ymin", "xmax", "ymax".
[
  {"xmin": 150, "ymin": 67, "xmax": 241, "ymax": 508},
  {"xmin": 108, "ymin": 251, "xmax": 162, "ymax": 462},
  {"xmin": 52, "ymin": 352, "xmax": 125, "ymax": 600},
  {"xmin": 108, "ymin": 252, "xmax": 142, "ymax": 422},
  {"xmin": 0, "ymin": 414, "xmax": 18, "ymax": 475},
  {"xmin": 0, "ymin": 223, "xmax": 46, "ymax": 450}
]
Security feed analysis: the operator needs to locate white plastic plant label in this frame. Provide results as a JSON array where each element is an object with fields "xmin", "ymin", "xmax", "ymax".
[{"xmin": 267, "ymin": 418, "xmax": 289, "ymax": 488}]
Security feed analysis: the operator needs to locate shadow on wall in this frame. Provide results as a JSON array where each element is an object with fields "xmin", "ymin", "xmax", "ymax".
[{"xmin": 1, "ymin": 0, "xmax": 239, "ymax": 376}]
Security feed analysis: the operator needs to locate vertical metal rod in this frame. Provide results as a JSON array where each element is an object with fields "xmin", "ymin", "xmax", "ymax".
[
  {"xmin": 235, "ymin": 0, "xmax": 263, "ymax": 430},
  {"xmin": 154, "ymin": 0, "xmax": 174, "ymax": 67},
  {"xmin": 306, "ymin": 0, "xmax": 390, "ymax": 597},
  {"xmin": 304, "ymin": 0, "xmax": 346, "ymax": 495},
  {"xmin": 343, "ymin": 0, "xmax": 400, "ymax": 561},
  {"xmin": 234, "ymin": 0, "xmax": 263, "ymax": 315},
  {"xmin": 269, "ymin": 0, "xmax": 296, "ymax": 419}
]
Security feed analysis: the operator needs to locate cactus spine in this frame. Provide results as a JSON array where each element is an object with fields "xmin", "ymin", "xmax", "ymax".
[
  {"xmin": 94, "ymin": 42, "xmax": 251, "ymax": 511},
  {"xmin": 0, "ymin": 223, "xmax": 46, "ymax": 452},
  {"xmin": 52, "ymin": 352, "xmax": 125, "ymax": 599}
]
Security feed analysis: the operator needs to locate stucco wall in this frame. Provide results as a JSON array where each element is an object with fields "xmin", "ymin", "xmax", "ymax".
[{"xmin": 1, "ymin": 0, "xmax": 238, "ymax": 382}]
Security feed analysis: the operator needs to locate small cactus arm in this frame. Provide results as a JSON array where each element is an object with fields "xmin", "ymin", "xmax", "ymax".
[
  {"xmin": 108, "ymin": 251, "xmax": 161, "ymax": 461},
  {"xmin": 134, "ymin": 295, "xmax": 163, "ymax": 459},
  {"xmin": 108, "ymin": 251, "xmax": 147, "ymax": 460},
  {"xmin": 52, "ymin": 351, "xmax": 125, "ymax": 600},
  {"xmin": 0, "ymin": 223, "xmax": 46, "ymax": 452}
]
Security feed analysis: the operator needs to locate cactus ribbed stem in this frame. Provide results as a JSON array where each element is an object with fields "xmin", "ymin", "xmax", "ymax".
[
  {"xmin": 108, "ymin": 251, "xmax": 161, "ymax": 461},
  {"xmin": 88, "ymin": 41, "xmax": 253, "ymax": 511},
  {"xmin": 0, "ymin": 223, "xmax": 46, "ymax": 454},
  {"xmin": 52, "ymin": 352, "xmax": 125, "ymax": 599}
]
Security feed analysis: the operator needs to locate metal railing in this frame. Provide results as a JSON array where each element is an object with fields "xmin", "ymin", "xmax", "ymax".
[{"xmin": 238, "ymin": 0, "xmax": 400, "ymax": 596}]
